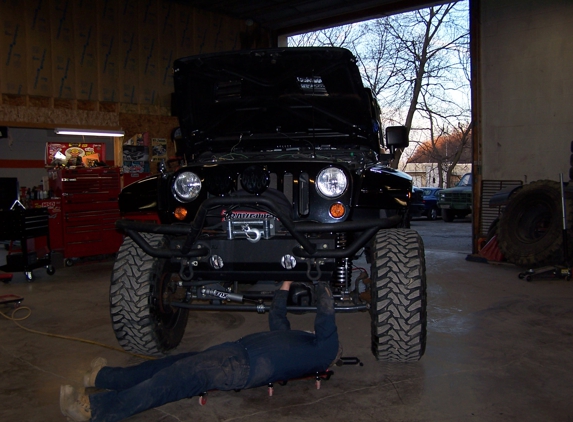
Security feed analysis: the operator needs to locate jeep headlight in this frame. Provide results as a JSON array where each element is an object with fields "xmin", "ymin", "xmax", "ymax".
[
  {"xmin": 172, "ymin": 171, "xmax": 201, "ymax": 202},
  {"xmin": 316, "ymin": 167, "xmax": 347, "ymax": 198}
]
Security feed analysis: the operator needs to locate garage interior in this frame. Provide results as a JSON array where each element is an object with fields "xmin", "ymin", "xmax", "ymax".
[{"xmin": 1, "ymin": 0, "xmax": 573, "ymax": 420}]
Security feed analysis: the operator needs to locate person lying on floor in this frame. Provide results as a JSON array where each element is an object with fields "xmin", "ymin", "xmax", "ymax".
[{"xmin": 60, "ymin": 280, "xmax": 340, "ymax": 422}]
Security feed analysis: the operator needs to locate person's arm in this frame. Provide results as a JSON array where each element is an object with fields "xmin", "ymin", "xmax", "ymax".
[
  {"xmin": 313, "ymin": 282, "xmax": 337, "ymax": 342},
  {"xmin": 268, "ymin": 281, "xmax": 292, "ymax": 331}
]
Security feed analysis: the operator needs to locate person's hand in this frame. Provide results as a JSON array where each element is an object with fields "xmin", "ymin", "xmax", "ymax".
[{"xmin": 280, "ymin": 281, "xmax": 293, "ymax": 291}]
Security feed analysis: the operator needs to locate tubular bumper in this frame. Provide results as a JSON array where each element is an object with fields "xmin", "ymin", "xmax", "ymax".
[{"xmin": 116, "ymin": 195, "xmax": 402, "ymax": 260}]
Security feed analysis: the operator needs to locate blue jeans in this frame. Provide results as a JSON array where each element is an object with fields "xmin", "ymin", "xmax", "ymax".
[{"xmin": 90, "ymin": 283, "xmax": 338, "ymax": 422}]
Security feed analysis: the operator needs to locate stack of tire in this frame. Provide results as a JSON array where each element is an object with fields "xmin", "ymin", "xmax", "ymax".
[{"xmin": 496, "ymin": 179, "xmax": 573, "ymax": 268}]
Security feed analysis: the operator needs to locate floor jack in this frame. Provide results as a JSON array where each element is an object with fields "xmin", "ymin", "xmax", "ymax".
[
  {"xmin": 198, "ymin": 356, "xmax": 362, "ymax": 405},
  {"xmin": 518, "ymin": 174, "xmax": 572, "ymax": 282}
]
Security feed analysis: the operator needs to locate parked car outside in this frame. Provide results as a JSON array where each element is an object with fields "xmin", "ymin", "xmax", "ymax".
[
  {"xmin": 420, "ymin": 187, "xmax": 442, "ymax": 220},
  {"xmin": 437, "ymin": 173, "xmax": 473, "ymax": 222}
]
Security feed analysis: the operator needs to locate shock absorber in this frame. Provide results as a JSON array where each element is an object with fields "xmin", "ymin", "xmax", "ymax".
[{"xmin": 334, "ymin": 232, "xmax": 352, "ymax": 296}]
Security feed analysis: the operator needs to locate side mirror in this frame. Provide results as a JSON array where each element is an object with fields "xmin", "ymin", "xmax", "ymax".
[{"xmin": 385, "ymin": 126, "xmax": 409, "ymax": 150}]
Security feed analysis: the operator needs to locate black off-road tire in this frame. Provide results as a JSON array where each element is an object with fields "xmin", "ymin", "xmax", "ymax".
[
  {"xmin": 110, "ymin": 234, "xmax": 189, "ymax": 356},
  {"xmin": 497, "ymin": 180, "xmax": 573, "ymax": 268},
  {"xmin": 441, "ymin": 209, "xmax": 455, "ymax": 222},
  {"xmin": 369, "ymin": 229, "xmax": 427, "ymax": 362},
  {"xmin": 485, "ymin": 217, "xmax": 499, "ymax": 243}
]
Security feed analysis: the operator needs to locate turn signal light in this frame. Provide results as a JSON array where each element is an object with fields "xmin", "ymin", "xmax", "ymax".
[
  {"xmin": 174, "ymin": 207, "xmax": 188, "ymax": 221},
  {"xmin": 329, "ymin": 203, "xmax": 346, "ymax": 219}
]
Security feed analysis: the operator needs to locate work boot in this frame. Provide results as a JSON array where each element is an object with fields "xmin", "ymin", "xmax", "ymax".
[
  {"xmin": 60, "ymin": 385, "xmax": 91, "ymax": 421},
  {"xmin": 83, "ymin": 357, "xmax": 107, "ymax": 388}
]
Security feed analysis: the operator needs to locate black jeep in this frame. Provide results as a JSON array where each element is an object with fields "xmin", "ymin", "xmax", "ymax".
[{"xmin": 113, "ymin": 47, "xmax": 427, "ymax": 362}]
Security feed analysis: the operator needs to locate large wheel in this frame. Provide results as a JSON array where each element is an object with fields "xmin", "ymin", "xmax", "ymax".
[
  {"xmin": 497, "ymin": 180, "xmax": 573, "ymax": 268},
  {"xmin": 441, "ymin": 209, "xmax": 455, "ymax": 222},
  {"xmin": 110, "ymin": 234, "xmax": 189, "ymax": 356},
  {"xmin": 369, "ymin": 229, "xmax": 427, "ymax": 362}
]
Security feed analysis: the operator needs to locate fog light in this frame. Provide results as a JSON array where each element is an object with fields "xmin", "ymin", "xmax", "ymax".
[
  {"xmin": 241, "ymin": 165, "xmax": 269, "ymax": 194},
  {"xmin": 281, "ymin": 254, "xmax": 297, "ymax": 270},
  {"xmin": 210, "ymin": 255, "xmax": 224, "ymax": 269},
  {"xmin": 329, "ymin": 203, "xmax": 346, "ymax": 219},
  {"xmin": 174, "ymin": 207, "xmax": 188, "ymax": 220}
]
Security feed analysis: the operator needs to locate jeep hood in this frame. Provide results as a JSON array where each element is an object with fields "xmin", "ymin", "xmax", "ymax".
[{"xmin": 173, "ymin": 47, "xmax": 381, "ymax": 155}]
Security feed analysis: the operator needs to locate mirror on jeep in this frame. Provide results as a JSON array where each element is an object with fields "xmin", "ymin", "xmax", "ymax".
[{"xmin": 385, "ymin": 126, "xmax": 409, "ymax": 151}]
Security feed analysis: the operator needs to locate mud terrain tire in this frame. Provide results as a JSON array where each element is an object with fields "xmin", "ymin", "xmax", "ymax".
[
  {"xmin": 497, "ymin": 180, "xmax": 573, "ymax": 268},
  {"xmin": 370, "ymin": 229, "xmax": 427, "ymax": 362},
  {"xmin": 110, "ymin": 234, "xmax": 189, "ymax": 356}
]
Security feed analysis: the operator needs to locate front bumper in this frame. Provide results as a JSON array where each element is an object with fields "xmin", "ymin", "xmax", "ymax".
[{"xmin": 116, "ymin": 195, "xmax": 401, "ymax": 261}]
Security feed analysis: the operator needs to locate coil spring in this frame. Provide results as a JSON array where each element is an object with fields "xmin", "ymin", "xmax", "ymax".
[{"xmin": 335, "ymin": 233, "xmax": 351, "ymax": 291}]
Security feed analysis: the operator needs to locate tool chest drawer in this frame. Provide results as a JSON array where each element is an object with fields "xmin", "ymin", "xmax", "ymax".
[{"xmin": 49, "ymin": 167, "xmax": 123, "ymax": 261}]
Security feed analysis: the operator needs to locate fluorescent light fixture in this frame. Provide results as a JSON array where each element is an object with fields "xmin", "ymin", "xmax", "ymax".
[{"xmin": 54, "ymin": 128, "xmax": 124, "ymax": 137}]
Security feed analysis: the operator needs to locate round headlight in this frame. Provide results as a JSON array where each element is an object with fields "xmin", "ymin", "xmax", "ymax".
[
  {"xmin": 172, "ymin": 172, "xmax": 201, "ymax": 202},
  {"xmin": 316, "ymin": 167, "xmax": 347, "ymax": 198}
]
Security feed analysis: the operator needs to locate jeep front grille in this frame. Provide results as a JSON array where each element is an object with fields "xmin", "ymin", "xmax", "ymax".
[
  {"xmin": 237, "ymin": 171, "xmax": 309, "ymax": 217},
  {"xmin": 442, "ymin": 193, "xmax": 471, "ymax": 203},
  {"xmin": 298, "ymin": 172, "xmax": 310, "ymax": 216}
]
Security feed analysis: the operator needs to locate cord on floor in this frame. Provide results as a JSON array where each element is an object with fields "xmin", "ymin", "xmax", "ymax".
[{"xmin": 0, "ymin": 306, "xmax": 154, "ymax": 360}]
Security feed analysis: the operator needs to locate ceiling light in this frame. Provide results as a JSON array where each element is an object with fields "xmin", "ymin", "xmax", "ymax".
[{"xmin": 54, "ymin": 128, "xmax": 124, "ymax": 137}]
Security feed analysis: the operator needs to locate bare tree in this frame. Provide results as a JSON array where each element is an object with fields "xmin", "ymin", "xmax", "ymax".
[
  {"xmin": 289, "ymin": 24, "xmax": 363, "ymax": 49},
  {"xmin": 379, "ymin": 3, "xmax": 470, "ymax": 168},
  {"xmin": 352, "ymin": 19, "xmax": 399, "ymax": 99},
  {"xmin": 408, "ymin": 119, "xmax": 472, "ymax": 188},
  {"xmin": 443, "ymin": 123, "xmax": 472, "ymax": 187},
  {"xmin": 289, "ymin": 1, "xmax": 471, "ymax": 170}
]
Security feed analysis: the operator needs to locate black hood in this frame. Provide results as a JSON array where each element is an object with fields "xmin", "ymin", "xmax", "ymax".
[{"xmin": 173, "ymin": 47, "xmax": 382, "ymax": 156}]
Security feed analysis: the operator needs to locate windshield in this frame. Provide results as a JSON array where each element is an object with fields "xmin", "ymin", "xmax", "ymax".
[
  {"xmin": 457, "ymin": 173, "xmax": 472, "ymax": 187},
  {"xmin": 422, "ymin": 188, "xmax": 439, "ymax": 196}
]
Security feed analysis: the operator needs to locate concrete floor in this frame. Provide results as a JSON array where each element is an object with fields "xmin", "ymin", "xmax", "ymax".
[{"xmin": 1, "ymin": 219, "xmax": 573, "ymax": 422}]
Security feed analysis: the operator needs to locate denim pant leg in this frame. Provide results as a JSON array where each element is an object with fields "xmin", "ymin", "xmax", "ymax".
[
  {"xmin": 95, "ymin": 351, "xmax": 200, "ymax": 391},
  {"xmin": 89, "ymin": 343, "xmax": 250, "ymax": 422}
]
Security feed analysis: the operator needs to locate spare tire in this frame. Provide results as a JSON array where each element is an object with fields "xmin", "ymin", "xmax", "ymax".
[{"xmin": 497, "ymin": 180, "xmax": 573, "ymax": 268}]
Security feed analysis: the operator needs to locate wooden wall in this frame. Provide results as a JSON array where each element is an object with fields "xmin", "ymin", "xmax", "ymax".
[{"xmin": 0, "ymin": 0, "xmax": 270, "ymax": 131}]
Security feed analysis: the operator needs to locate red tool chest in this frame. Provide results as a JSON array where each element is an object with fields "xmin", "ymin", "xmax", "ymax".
[{"xmin": 48, "ymin": 167, "xmax": 124, "ymax": 263}]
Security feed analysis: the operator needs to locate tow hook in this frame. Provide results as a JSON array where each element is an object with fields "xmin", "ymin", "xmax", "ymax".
[
  {"xmin": 179, "ymin": 258, "xmax": 194, "ymax": 281},
  {"xmin": 306, "ymin": 259, "xmax": 322, "ymax": 281}
]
